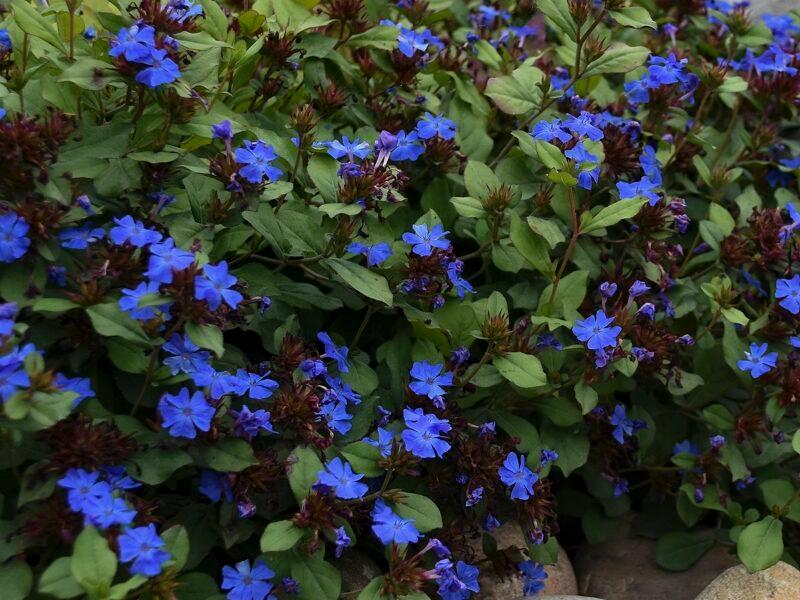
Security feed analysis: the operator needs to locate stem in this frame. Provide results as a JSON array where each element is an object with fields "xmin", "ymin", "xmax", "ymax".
[
  {"xmin": 351, "ymin": 305, "xmax": 376, "ymax": 348},
  {"xmin": 548, "ymin": 187, "xmax": 579, "ymax": 304},
  {"xmin": 459, "ymin": 342, "xmax": 495, "ymax": 388},
  {"xmin": 68, "ymin": 5, "xmax": 75, "ymax": 62},
  {"xmin": 130, "ymin": 316, "xmax": 185, "ymax": 417}
]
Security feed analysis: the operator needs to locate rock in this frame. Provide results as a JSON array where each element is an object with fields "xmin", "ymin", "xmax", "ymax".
[
  {"xmin": 748, "ymin": 0, "xmax": 794, "ymax": 16},
  {"xmin": 694, "ymin": 561, "xmax": 800, "ymax": 600},
  {"xmin": 541, "ymin": 596, "xmax": 605, "ymax": 600},
  {"xmin": 575, "ymin": 535, "xmax": 739, "ymax": 600},
  {"xmin": 335, "ymin": 548, "xmax": 383, "ymax": 593},
  {"xmin": 469, "ymin": 522, "xmax": 578, "ymax": 599}
]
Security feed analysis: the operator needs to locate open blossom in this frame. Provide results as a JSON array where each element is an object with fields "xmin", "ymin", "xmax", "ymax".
[
  {"xmin": 498, "ymin": 452, "xmax": 538, "ymax": 500},
  {"xmin": 402, "ymin": 407, "xmax": 452, "ymax": 458},
  {"xmin": 572, "ymin": 310, "xmax": 622, "ymax": 350},
  {"xmin": 317, "ymin": 457, "xmax": 368, "ymax": 499},
  {"xmin": 371, "ymin": 499, "xmax": 420, "ymax": 545},
  {"xmin": 737, "ymin": 343, "xmax": 778, "ymax": 378}
]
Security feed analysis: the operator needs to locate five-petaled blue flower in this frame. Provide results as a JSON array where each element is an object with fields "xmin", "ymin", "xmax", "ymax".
[
  {"xmin": 617, "ymin": 176, "xmax": 660, "ymax": 206},
  {"xmin": 158, "ymin": 387, "xmax": 215, "ymax": 439},
  {"xmin": 402, "ymin": 407, "xmax": 452, "ymax": 458},
  {"xmin": 135, "ymin": 47, "xmax": 181, "ymax": 88},
  {"xmin": 371, "ymin": 499, "xmax": 420, "ymax": 545},
  {"xmin": 498, "ymin": 452, "xmax": 538, "ymax": 500},
  {"xmin": 563, "ymin": 111, "xmax": 604, "ymax": 141},
  {"xmin": 572, "ymin": 310, "xmax": 621, "ymax": 350},
  {"xmin": 119, "ymin": 281, "xmax": 166, "ymax": 322},
  {"xmin": 146, "ymin": 238, "xmax": 195, "ymax": 284},
  {"xmin": 0, "ymin": 213, "xmax": 31, "ymax": 263},
  {"xmin": 317, "ymin": 400, "xmax": 352, "ymax": 434},
  {"xmin": 57, "ymin": 468, "xmax": 112, "ymax": 512},
  {"xmin": 776, "ymin": 275, "xmax": 800, "ymax": 314},
  {"xmin": 109, "ymin": 215, "xmax": 162, "ymax": 247},
  {"xmin": 518, "ymin": 560, "xmax": 548, "ymax": 596},
  {"xmin": 83, "ymin": 494, "xmax": 137, "ymax": 529},
  {"xmin": 609, "ymin": 403, "xmax": 638, "ymax": 444},
  {"xmin": 347, "ymin": 241, "xmax": 393, "ymax": 266},
  {"xmin": 436, "ymin": 559, "xmax": 481, "ymax": 600},
  {"xmin": 109, "ymin": 25, "xmax": 155, "ymax": 62},
  {"xmin": 416, "ymin": 113, "xmax": 457, "ymax": 141},
  {"xmin": 402, "ymin": 223, "xmax": 450, "ymax": 256},
  {"xmin": 234, "ymin": 140, "xmax": 283, "ymax": 184},
  {"xmin": 162, "ymin": 333, "xmax": 210, "ymax": 375},
  {"xmin": 238, "ymin": 370, "xmax": 279, "ymax": 400},
  {"xmin": 390, "ymin": 131, "xmax": 426, "ymax": 162},
  {"xmin": 532, "ymin": 118, "xmax": 572, "ymax": 143},
  {"xmin": 195, "ymin": 261, "xmax": 244, "ymax": 310},
  {"xmin": 317, "ymin": 457, "xmax": 369, "ymax": 499},
  {"xmin": 323, "ymin": 136, "xmax": 372, "ymax": 161},
  {"xmin": 317, "ymin": 331, "xmax": 349, "ymax": 373},
  {"xmin": 334, "ymin": 526, "xmax": 351, "ymax": 558},
  {"xmin": 118, "ymin": 524, "xmax": 170, "ymax": 577},
  {"xmin": 58, "ymin": 224, "xmax": 104, "ymax": 250},
  {"xmin": 737, "ymin": 342, "xmax": 778, "ymax": 378},
  {"xmin": 409, "ymin": 361, "xmax": 453, "ymax": 399}
]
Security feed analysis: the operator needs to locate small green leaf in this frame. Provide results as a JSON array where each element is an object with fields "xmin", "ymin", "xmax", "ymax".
[
  {"xmin": 260, "ymin": 520, "xmax": 305, "ymax": 552},
  {"xmin": 493, "ymin": 352, "xmax": 547, "ymax": 388},
  {"xmin": 582, "ymin": 198, "xmax": 648, "ymax": 234},
  {"xmin": 38, "ymin": 557, "xmax": 83, "ymax": 599},
  {"xmin": 393, "ymin": 492, "xmax": 442, "ymax": 533},
  {"xmin": 291, "ymin": 555, "xmax": 341, "ymax": 600},
  {"xmin": 464, "ymin": 161, "xmax": 500, "ymax": 200},
  {"xmin": 87, "ymin": 303, "xmax": 152, "ymax": 345},
  {"xmin": 582, "ymin": 44, "xmax": 650, "ymax": 78},
  {"xmin": 185, "ymin": 321, "xmax": 225, "ymax": 358},
  {"xmin": 656, "ymin": 531, "xmax": 714, "ymax": 571},
  {"xmin": 737, "ymin": 516, "xmax": 784, "ymax": 573},
  {"xmin": 325, "ymin": 258, "xmax": 393, "ymax": 306},
  {"xmin": 198, "ymin": 439, "xmax": 258, "ymax": 472},
  {"xmin": 0, "ymin": 560, "xmax": 32, "ymax": 600},
  {"xmin": 527, "ymin": 216, "xmax": 565, "ymax": 248},
  {"xmin": 288, "ymin": 446, "xmax": 325, "ymax": 502},
  {"xmin": 341, "ymin": 441, "xmax": 384, "ymax": 477},
  {"xmin": 71, "ymin": 526, "xmax": 117, "ymax": 597},
  {"xmin": 609, "ymin": 6, "xmax": 656, "ymax": 29}
]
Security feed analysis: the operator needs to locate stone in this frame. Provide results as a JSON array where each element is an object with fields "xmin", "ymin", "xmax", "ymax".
[
  {"xmin": 694, "ymin": 561, "xmax": 800, "ymax": 600},
  {"xmin": 469, "ymin": 522, "xmax": 578, "ymax": 599},
  {"xmin": 748, "ymin": 0, "xmax": 795, "ymax": 16},
  {"xmin": 335, "ymin": 548, "xmax": 383, "ymax": 593},
  {"xmin": 541, "ymin": 597, "xmax": 604, "ymax": 600},
  {"xmin": 575, "ymin": 535, "xmax": 739, "ymax": 600}
]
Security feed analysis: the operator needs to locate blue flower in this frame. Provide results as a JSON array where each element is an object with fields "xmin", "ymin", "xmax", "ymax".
[
  {"xmin": 109, "ymin": 25, "xmax": 155, "ymax": 62},
  {"xmin": 83, "ymin": 494, "xmax": 137, "ymax": 528},
  {"xmin": 323, "ymin": 375, "xmax": 361, "ymax": 405},
  {"xmin": 231, "ymin": 405, "xmax": 276, "ymax": 437},
  {"xmin": 776, "ymin": 275, "xmax": 800, "ymax": 314},
  {"xmin": 195, "ymin": 261, "xmax": 243, "ymax": 310},
  {"xmin": 54, "ymin": 373, "xmax": 95, "ymax": 408},
  {"xmin": 300, "ymin": 358, "xmax": 326, "ymax": 378},
  {"xmin": 57, "ymin": 469, "xmax": 111, "ymax": 512},
  {"xmin": 212, "ymin": 119, "xmax": 233, "ymax": 141},
  {"xmin": 647, "ymin": 53, "xmax": 689, "ymax": 86},
  {"xmin": 317, "ymin": 400, "xmax": 352, "ymax": 434},
  {"xmin": 0, "ymin": 29, "xmax": 12, "ymax": 52},
  {"xmin": 737, "ymin": 342, "xmax": 778, "ymax": 378},
  {"xmin": 317, "ymin": 331, "xmax": 349, "ymax": 373},
  {"xmin": 402, "ymin": 223, "xmax": 450, "ymax": 256},
  {"xmin": 397, "ymin": 27, "xmax": 431, "ymax": 57},
  {"xmin": 640, "ymin": 145, "xmax": 663, "ymax": 185},
  {"xmin": 624, "ymin": 77, "xmax": 650, "ymax": 104},
  {"xmin": 317, "ymin": 457, "xmax": 369, "ymax": 499},
  {"xmin": 199, "ymin": 469, "xmax": 234, "ymax": 503},
  {"xmin": 0, "ymin": 362, "xmax": 30, "ymax": 402},
  {"xmin": 234, "ymin": 140, "xmax": 283, "ymax": 184},
  {"xmin": 166, "ymin": 0, "xmax": 204, "ymax": 23},
  {"xmin": 118, "ymin": 524, "xmax": 170, "ymax": 577},
  {"xmin": 409, "ymin": 361, "xmax": 453, "ymax": 399},
  {"xmin": 238, "ymin": 370, "xmax": 279, "ymax": 400},
  {"xmin": 109, "ymin": 215, "xmax": 162, "ymax": 247},
  {"xmin": 371, "ymin": 499, "xmax": 420, "ymax": 545},
  {"xmin": 518, "ymin": 561, "xmax": 547, "ymax": 597},
  {"xmin": 119, "ymin": 281, "xmax": 165, "ymax": 321},
  {"xmin": 402, "ymin": 407, "xmax": 451, "ymax": 458},
  {"xmin": 564, "ymin": 141, "xmax": 598, "ymax": 165},
  {"xmin": 532, "ymin": 119, "xmax": 572, "ymax": 143},
  {"xmin": 617, "ymin": 176, "xmax": 660, "ymax": 205},
  {"xmin": 334, "ymin": 526, "xmax": 351, "ymax": 558},
  {"xmin": 323, "ymin": 136, "xmax": 372, "ymax": 161},
  {"xmin": 146, "ymin": 238, "xmax": 195, "ymax": 284},
  {"xmin": 0, "ymin": 213, "xmax": 31, "ymax": 263},
  {"xmin": 58, "ymin": 224, "xmax": 104, "ymax": 250},
  {"xmin": 609, "ymin": 404, "xmax": 643, "ymax": 444},
  {"xmin": 163, "ymin": 334, "xmax": 210, "ymax": 375},
  {"xmin": 629, "ymin": 280, "xmax": 650, "ymax": 298},
  {"xmin": 416, "ymin": 113, "xmax": 457, "ymax": 141},
  {"xmin": 192, "ymin": 365, "xmax": 244, "ymax": 399},
  {"xmin": 572, "ymin": 310, "xmax": 621, "ymax": 350},
  {"xmin": 753, "ymin": 44, "xmax": 797, "ymax": 75},
  {"xmin": 541, "ymin": 448, "xmax": 559, "ymax": 465},
  {"xmin": 135, "ymin": 47, "xmax": 181, "ymax": 88},
  {"xmin": 158, "ymin": 388, "xmax": 215, "ymax": 439},
  {"xmin": 447, "ymin": 260, "xmax": 473, "ymax": 299},
  {"xmin": 673, "ymin": 439, "xmax": 701, "ymax": 456},
  {"xmin": 390, "ymin": 130, "xmax": 425, "ymax": 161},
  {"xmin": 465, "ymin": 486, "xmax": 483, "ymax": 507},
  {"xmin": 436, "ymin": 560, "xmax": 480, "ymax": 600},
  {"xmin": 364, "ymin": 427, "xmax": 394, "ymax": 457},
  {"xmin": 498, "ymin": 452, "xmax": 538, "ymax": 500},
  {"xmin": 347, "ymin": 241, "xmax": 393, "ymax": 266},
  {"xmin": 563, "ymin": 111, "xmax": 604, "ymax": 141},
  {"xmin": 104, "ymin": 466, "xmax": 141, "ymax": 491}
]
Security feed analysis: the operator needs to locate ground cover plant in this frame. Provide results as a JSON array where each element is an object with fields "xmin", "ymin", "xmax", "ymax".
[{"xmin": 0, "ymin": 0, "xmax": 799, "ymax": 598}]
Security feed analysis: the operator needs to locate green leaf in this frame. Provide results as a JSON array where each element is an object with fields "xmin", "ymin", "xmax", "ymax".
[
  {"xmin": 537, "ymin": 0, "xmax": 577, "ymax": 38},
  {"xmin": 260, "ymin": 520, "xmax": 305, "ymax": 552},
  {"xmin": 346, "ymin": 25, "xmax": 398, "ymax": 50},
  {"xmin": 38, "ymin": 557, "xmax": 83, "ymax": 599},
  {"xmin": 582, "ymin": 198, "xmax": 648, "ymax": 234},
  {"xmin": 464, "ymin": 161, "xmax": 500, "ymax": 200},
  {"xmin": 793, "ymin": 430, "xmax": 800, "ymax": 455},
  {"xmin": 540, "ymin": 423, "xmax": 589, "ymax": 476},
  {"xmin": 86, "ymin": 303, "xmax": 152, "ymax": 345},
  {"xmin": 656, "ymin": 531, "xmax": 714, "ymax": 571},
  {"xmin": 71, "ymin": 526, "xmax": 117, "ymax": 598},
  {"xmin": 450, "ymin": 196, "xmax": 487, "ymax": 219},
  {"xmin": 288, "ymin": 446, "xmax": 325, "ymax": 502},
  {"xmin": 513, "ymin": 133, "xmax": 568, "ymax": 170},
  {"xmin": 527, "ymin": 216, "xmax": 565, "ymax": 249},
  {"xmin": 737, "ymin": 516, "xmax": 784, "ymax": 573},
  {"xmin": 291, "ymin": 555, "xmax": 341, "ymax": 600},
  {"xmin": 161, "ymin": 525, "xmax": 190, "ymax": 571},
  {"xmin": 509, "ymin": 212, "xmax": 553, "ymax": 276},
  {"xmin": 325, "ymin": 258, "xmax": 393, "ymax": 306},
  {"xmin": 0, "ymin": 560, "xmax": 32, "ymax": 600},
  {"xmin": 198, "ymin": 439, "xmax": 258, "ymax": 472},
  {"xmin": 582, "ymin": 44, "xmax": 650, "ymax": 78},
  {"xmin": 393, "ymin": 492, "xmax": 442, "ymax": 533},
  {"xmin": 493, "ymin": 352, "xmax": 547, "ymax": 388},
  {"xmin": 341, "ymin": 441, "xmax": 384, "ymax": 477},
  {"xmin": 759, "ymin": 479, "xmax": 800, "ymax": 523},
  {"xmin": 357, "ymin": 577, "xmax": 387, "ymax": 600},
  {"xmin": 485, "ymin": 66, "xmax": 545, "ymax": 115},
  {"xmin": 12, "ymin": 0, "xmax": 67, "ymax": 52},
  {"xmin": 609, "ymin": 6, "xmax": 657, "ymax": 29},
  {"xmin": 494, "ymin": 410, "xmax": 540, "ymax": 456},
  {"xmin": 126, "ymin": 449, "xmax": 193, "ymax": 485},
  {"xmin": 185, "ymin": 321, "xmax": 225, "ymax": 358},
  {"xmin": 574, "ymin": 379, "xmax": 598, "ymax": 414},
  {"xmin": 308, "ymin": 155, "xmax": 340, "ymax": 202}
]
